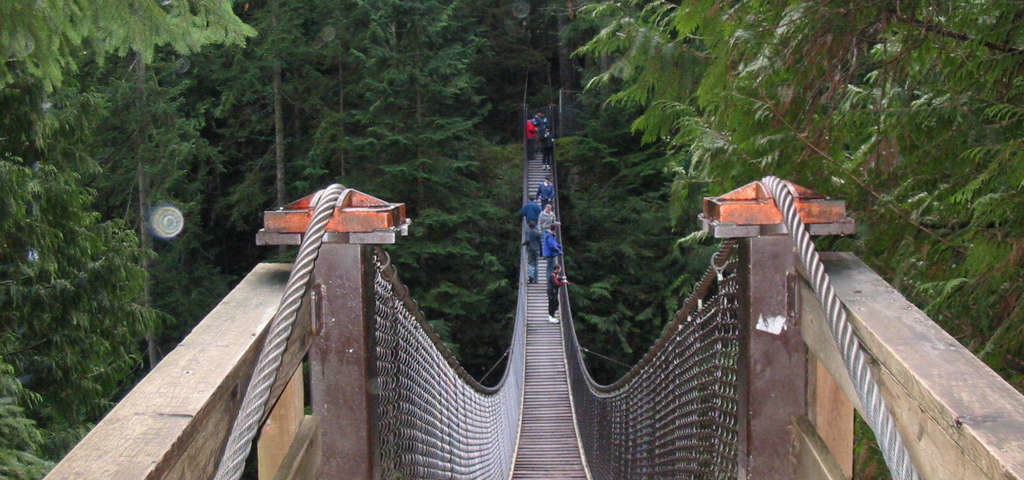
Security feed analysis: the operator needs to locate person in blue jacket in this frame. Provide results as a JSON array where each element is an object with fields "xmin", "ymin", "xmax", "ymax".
[
  {"xmin": 536, "ymin": 176, "xmax": 555, "ymax": 208},
  {"xmin": 541, "ymin": 223, "xmax": 562, "ymax": 280},
  {"xmin": 520, "ymin": 194, "xmax": 541, "ymax": 225}
]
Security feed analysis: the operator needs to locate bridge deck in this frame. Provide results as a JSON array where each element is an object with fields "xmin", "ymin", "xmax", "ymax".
[{"xmin": 511, "ymin": 153, "xmax": 588, "ymax": 479}]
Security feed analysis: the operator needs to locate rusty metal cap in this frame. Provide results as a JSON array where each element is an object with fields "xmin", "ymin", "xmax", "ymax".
[
  {"xmin": 699, "ymin": 180, "xmax": 855, "ymax": 238},
  {"xmin": 257, "ymin": 188, "xmax": 410, "ymax": 246}
]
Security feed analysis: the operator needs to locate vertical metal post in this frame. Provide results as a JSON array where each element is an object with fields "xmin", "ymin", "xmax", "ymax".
[
  {"xmin": 736, "ymin": 235, "xmax": 806, "ymax": 479},
  {"xmin": 308, "ymin": 243, "xmax": 378, "ymax": 479}
]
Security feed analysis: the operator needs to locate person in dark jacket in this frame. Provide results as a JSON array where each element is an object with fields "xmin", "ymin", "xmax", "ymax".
[
  {"xmin": 541, "ymin": 223, "xmax": 562, "ymax": 280},
  {"xmin": 541, "ymin": 130, "xmax": 554, "ymax": 169},
  {"xmin": 523, "ymin": 220, "xmax": 542, "ymax": 283},
  {"xmin": 520, "ymin": 195, "xmax": 541, "ymax": 225},
  {"xmin": 536, "ymin": 176, "xmax": 555, "ymax": 208},
  {"xmin": 547, "ymin": 264, "xmax": 569, "ymax": 323},
  {"xmin": 533, "ymin": 111, "xmax": 549, "ymax": 137}
]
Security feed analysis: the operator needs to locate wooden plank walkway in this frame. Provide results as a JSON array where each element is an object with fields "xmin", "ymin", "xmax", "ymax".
[{"xmin": 512, "ymin": 152, "xmax": 588, "ymax": 479}]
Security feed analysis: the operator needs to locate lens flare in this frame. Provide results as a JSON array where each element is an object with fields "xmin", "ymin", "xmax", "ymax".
[
  {"xmin": 511, "ymin": 1, "xmax": 530, "ymax": 19},
  {"xmin": 149, "ymin": 204, "xmax": 185, "ymax": 239}
]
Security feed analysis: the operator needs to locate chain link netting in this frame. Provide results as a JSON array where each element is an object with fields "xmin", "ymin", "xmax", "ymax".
[
  {"xmin": 562, "ymin": 242, "xmax": 741, "ymax": 480},
  {"xmin": 373, "ymin": 247, "xmax": 526, "ymax": 479}
]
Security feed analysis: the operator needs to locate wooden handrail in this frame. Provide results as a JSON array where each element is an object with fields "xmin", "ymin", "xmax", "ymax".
[
  {"xmin": 44, "ymin": 263, "xmax": 317, "ymax": 480},
  {"xmin": 799, "ymin": 253, "xmax": 1024, "ymax": 480}
]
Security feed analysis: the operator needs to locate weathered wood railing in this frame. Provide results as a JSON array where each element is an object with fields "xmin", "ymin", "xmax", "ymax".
[
  {"xmin": 799, "ymin": 253, "xmax": 1024, "ymax": 480},
  {"xmin": 703, "ymin": 180, "xmax": 1024, "ymax": 480},
  {"xmin": 43, "ymin": 262, "xmax": 317, "ymax": 479},
  {"xmin": 45, "ymin": 188, "xmax": 407, "ymax": 480}
]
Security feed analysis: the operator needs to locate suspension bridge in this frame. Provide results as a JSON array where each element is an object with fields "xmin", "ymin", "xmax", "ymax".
[{"xmin": 42, "ymin": 114, "xmax": 1024, "ymax": 480}]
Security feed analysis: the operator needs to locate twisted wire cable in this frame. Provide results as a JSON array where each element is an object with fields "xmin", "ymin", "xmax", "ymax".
[
  {"xmin": 762, "ymin": 176, "xmax": 920, "ymax": 480},
  {"xmin": 214, "ymin": 184, "xmax": 349, "ymax": 480}
]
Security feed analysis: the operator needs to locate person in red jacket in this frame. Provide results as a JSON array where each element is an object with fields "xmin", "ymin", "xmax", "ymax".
[{"xmin": 525, "ymin": 118, "xmax": 538, "ymax": 157}]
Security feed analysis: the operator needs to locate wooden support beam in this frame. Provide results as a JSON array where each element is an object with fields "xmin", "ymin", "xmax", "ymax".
[
  {"xmin": 807, "ymin": 359, "xmax": 853, "ymax": 478},
  {"xmin": 259, "ymin": 368, "xmax": 304, "ymax": 479},
  {"xmin": 800, "ymin": 253, "xmax": 1024, "ymax": 480},
  {"xmin": 308, "ymin": 243, "xmax": 379, "ymax": 479},
  {"xmin": 795, "ymin": 416, "xmax": 848, "ymax": 480},
  {"xmin": 736, "ymin": 236, "xmax": 806, "ymax": 479},
  {"xmin": 45, "ymin": 264, "xmax": 291, "ymax": 480},
  {"xmin": 272, "ymin": 416, "xmax": 321, "ymax": 480}
]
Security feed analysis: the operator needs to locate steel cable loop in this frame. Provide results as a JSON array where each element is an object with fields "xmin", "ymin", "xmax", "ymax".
[
  {"xmin": 213, "ymin": 184, "xmax": 348, "ymax": 480},
  {"xmin": 762, "ymin": 176, "xmax": 920, "ymax": 480}
]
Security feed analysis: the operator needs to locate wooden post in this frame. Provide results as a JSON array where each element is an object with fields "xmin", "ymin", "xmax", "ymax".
[
  {"xmin": 807, "ymin": 359, "xmax": 854, "ymax": 478},
  {"xmin": 701, "ymin": 180, "xmax": 855, "ymax": 479},
  {"xmin": 259, "ymin": 369, "xmax": 304, "ymax": 479},
  {"xmin": 256, "ymin": 188, "xmax": 409, "ymax": 480},
  {"xmin": 736, "ymin": 235, "xmax": 806, "ymax": 479},
  {"xmin": 308, "ymin": 243, "xmax": 379, "ymax": 479}
]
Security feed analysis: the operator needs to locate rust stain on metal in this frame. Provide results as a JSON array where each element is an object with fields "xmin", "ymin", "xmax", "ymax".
[
  {"xmin": 263, "ymin": 189, "xmax": 407, "ymax": 234},
  {"xmin": 703, "ymin": 180, "xmax": 847, "ymax": 226}
]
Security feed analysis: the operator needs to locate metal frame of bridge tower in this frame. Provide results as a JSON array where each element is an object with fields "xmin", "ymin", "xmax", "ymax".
[
  {"xmin": 257, "ymin": 189, "xmax": 409, "ymax": 480},
  {"xmin": 701, "ymin": 181, "xmax": 856, "ymax": 479}
]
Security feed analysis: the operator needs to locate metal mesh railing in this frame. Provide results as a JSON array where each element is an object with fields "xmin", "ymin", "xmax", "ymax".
[
  {"xmin": 373, "ymin": 247, "xmax": 527, "ymax": 479},
  {"xmin": 559, "ymin": 242, "xmax": 741, "ymax": 479}
]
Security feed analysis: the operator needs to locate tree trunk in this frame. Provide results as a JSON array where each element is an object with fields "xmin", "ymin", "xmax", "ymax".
[
  {"xmin": 272, "ymin": 2, "xmax": 286, "ymax": 255},
  {"xmin": 338, "ymin": 37, "xmax": 346, "ymax": 178},
  {"xmin": 415, "ymin": 88, "xmax": 424, "ymax": 205},
  {"xmin": 133, "ymin": 52, "xmax": 157, "ymax": 369},
  {"xmin": 557, "ymin": 4, "xmax": 573, "ymax": 89},
  {"xmin": 273, "ymin": 27, "xmax": 285, "ymax": 209}
]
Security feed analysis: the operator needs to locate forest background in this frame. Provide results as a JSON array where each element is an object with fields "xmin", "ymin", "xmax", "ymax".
[{"xmin": 1, "ymin": 1, "xmax": 1021, "ymax": 479}]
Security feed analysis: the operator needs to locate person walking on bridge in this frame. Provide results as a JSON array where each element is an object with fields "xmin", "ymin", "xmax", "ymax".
[
  {"xmin": 541, "ymin": 130, "xmax": 555, "ymax": 169},
  {"xmin": 525, "ymin": 117, "xmax": 538, "ymax": 157},
  {"xmin": 542, "ymin": 223, "xmax": 562, "ymax": 280},
  {"xmin": 520, "ymin": 194, "xmax": 541, "ymax": 225},
  {"xmin": 537, "ymin": 203, "xmax": 556, "ymax": 234},
  {"xmin": 547, "ymin": 264, "xmax": 569, "ymax": 323},
  {"xmin": 536, "ymin": 176, "xmax": 555, "ymax": 208},
  {"xmin": 523, "ymin": 220, "xmax": 542, "ymax": 283}
]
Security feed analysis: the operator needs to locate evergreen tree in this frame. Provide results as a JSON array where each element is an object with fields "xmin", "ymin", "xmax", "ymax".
[
  {"xmin": 0, "ymin": 0, "xmax": 251, "ymax": 470},
  {"xmin": 338, "ymin": 0, "xmax": 523, "ymax": 373}
]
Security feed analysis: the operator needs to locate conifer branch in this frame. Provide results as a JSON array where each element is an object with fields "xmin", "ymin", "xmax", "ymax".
[
  {"xmin": 896, "ymin": 14, "xmax": 1024, "ymax": 55},
  {"xmin": 758, "ymin": 93, "xmax": 969, "ymax": 255}
]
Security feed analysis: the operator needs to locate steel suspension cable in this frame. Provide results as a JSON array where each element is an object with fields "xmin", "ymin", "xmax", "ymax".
[
  {"xmin": 762, "ymin": 176, "xmax": 920, "ymax": 480},
  {"xmin": 214, "ymin": 184, "xmax": 349, "ymax": 480}
]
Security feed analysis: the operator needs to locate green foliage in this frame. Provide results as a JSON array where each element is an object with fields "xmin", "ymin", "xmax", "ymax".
[
  {"xmin": 0, "ymin": 361, "xmax": 49, "ymax": 480},
  {"xmin": 579, "ymin": 0, "xmax": 1024, "ymax": 475},
  {"xmin": 0, "ymin": 0, "xmax": 253, "ymax": 473},
  {"xmin": 0, "ymin": 0, "xmax": 253, "ymax": 91},
  {"xmin": 555, "ymin": 104, "xmax": 715, "ymax": 382}
]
